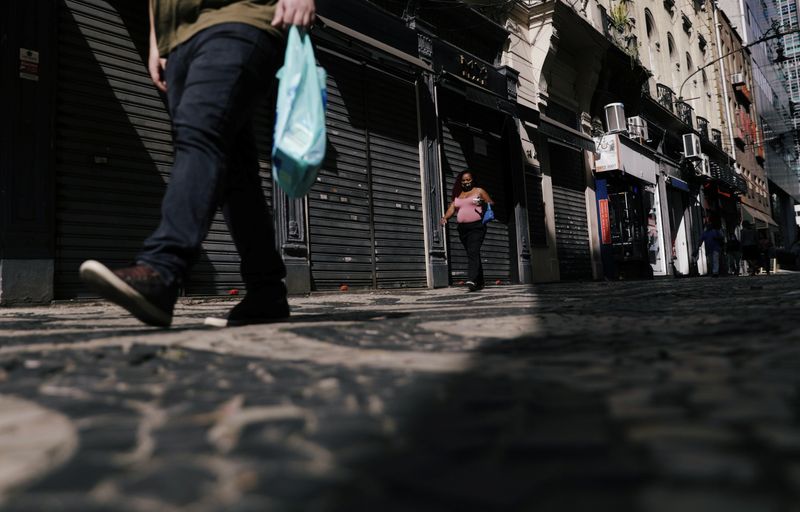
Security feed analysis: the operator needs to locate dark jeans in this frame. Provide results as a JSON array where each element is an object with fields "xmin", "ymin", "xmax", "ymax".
[
  {"xmin": 137, "ymin": 23, "xmax": 286, "ymax": 296},
  {"xmin": 457, "ymin": 221, "xmax": 486, "ymax": 286}
]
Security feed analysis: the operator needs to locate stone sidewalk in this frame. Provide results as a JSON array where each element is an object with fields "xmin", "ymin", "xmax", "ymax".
[{"xmin": 1, "ymin": 273, "xmax": 800, "ymax": 511}]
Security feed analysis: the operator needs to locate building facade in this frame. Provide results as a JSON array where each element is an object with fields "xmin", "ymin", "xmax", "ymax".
[{"xmin": 1, "ymin": 0, "xmax": 534, "ymax": 303}]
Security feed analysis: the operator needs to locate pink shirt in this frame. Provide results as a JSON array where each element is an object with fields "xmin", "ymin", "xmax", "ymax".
[{"xmin": 454, "ymin": 195, "xmax": 483, "ymax": 223}]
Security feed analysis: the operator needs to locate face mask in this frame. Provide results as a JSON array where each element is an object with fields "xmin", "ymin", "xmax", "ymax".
[{"xmin": 462, "ymin": 182, "xmax": 473, "ymax": 191}]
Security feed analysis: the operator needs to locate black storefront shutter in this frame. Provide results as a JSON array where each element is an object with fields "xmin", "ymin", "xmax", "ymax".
[
  {"xmin": 307, "ymin": 51, "xmax": 426, "ymax": 290},
  {"xmin": 549, "ymin": 142, "xmax": 592, "ymax": 280},
  {"xmin": 439, "ymin": 93, "xmax": 513, "ymax": 284},
  {"xmin": 54, "ymin": 0, "xmax": 271, "ymax": 298}
]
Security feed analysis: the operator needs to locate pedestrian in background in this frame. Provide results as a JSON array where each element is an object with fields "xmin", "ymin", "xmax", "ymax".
[
  {"xmin": 440, "ymin": 171, "xmax": 494, "ymax": 292},
  {"xmin": 726, "ymin": 232, "xmax": 741, "ymax": 276},
  {"xmin": 740, "ymin": 220, "xmax": 759, "ymax": 276},
  {"xmin": 758, "ymin": 233, "xmax": 773, "ymax": 275},
  {"xmin": 79, "ymin": 0, "xmax": 316, "ymax": 327},
  {"xmin": 695, "ymin": 223, "xmax": 723, "ymax": 277}
]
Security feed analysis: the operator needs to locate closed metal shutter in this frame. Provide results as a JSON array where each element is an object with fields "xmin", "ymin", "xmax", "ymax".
[
  {"xmin": 54, "ymin": 0, "xmax": 272, "ymax": 298},
  {"xmin": 440, "ymin": 120, "xmax": 513, "ymax": 284},
  {"xmin": 368, "ymin": 70, "xmax": 426, "ymax": 289},
  {"xmin": 549, "ymin": 142, "xmax": 592, "ymax": 280},
  {"xmin": 307, "ymin": 51, "xmax": 425, "ymax": 290}
]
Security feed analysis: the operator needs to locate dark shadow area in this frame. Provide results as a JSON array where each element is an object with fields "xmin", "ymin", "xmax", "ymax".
[{"xmin": 54, "ymin": 1, "xmax": 168, "ymax": 298}]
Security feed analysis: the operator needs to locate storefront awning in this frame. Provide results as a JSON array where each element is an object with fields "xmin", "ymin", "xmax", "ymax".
[
  {"xmin": 594, "ymin": 134, "xmax": 658, "ymax": 185},
  {"xmin": 741, "ymin": 203, "xmax": 778, "ymax": 227}
]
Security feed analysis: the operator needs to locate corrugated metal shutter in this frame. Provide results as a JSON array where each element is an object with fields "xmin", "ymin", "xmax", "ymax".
[
  {"xmin": 54, "ymin": 0, "xmax": 272, "ymax": 298},
  {"xmin": 368, "ymin": 70, "xmax": 426, "ymax": 289},
  {"xmin": 308, "ymin": 51, "xmax": 425, "ymax": 290},
  {"xmin": 549, "ymin": 142, "xmax": 592, "ymax": 280},
  {"xmin": 440, "ymin": 121, "xmax": 513, "ymax": 284},
  {"xmin": 307, "ymin": 53, "xmax": 372, "ymax": 289}
]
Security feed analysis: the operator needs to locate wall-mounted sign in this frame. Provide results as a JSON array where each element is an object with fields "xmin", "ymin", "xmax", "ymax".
[
  {"xmin": 593, "ymin": 134, "xmax": 620, "ymax": 172},
  {"xmin": 599, "ymin": 198, "xmax": 612, "ymax": 244},
  {"xmin": 458, "ymin": 54, "xmax": 488, "ymax": 86},
  {"xmin": 19, "ymin": 48, "xmax": 39, "ymax": 81}
]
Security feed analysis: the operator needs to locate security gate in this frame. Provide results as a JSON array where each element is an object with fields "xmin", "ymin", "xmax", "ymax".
[
  {"xmin": 549, "ymin": 142, "xmax": 592, "ymax": 280},
  {"xmin": 307, "ymin": 51, "xmax": 426, "ymax": 290},
  {"xmin": 54, "ymin": 0, "xmax": 272, "ymax": 297},
  {"xmin": 439, "ymin": 93, "xmax": 513, "ymax": 285}
]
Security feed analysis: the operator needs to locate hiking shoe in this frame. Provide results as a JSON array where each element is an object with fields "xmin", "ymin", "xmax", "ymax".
[
  {"xmin": 79, "ymin": 260, "xmax": 177, "ymax": 327},
  {"xmin": 205, "ymin": 288, "xmax": 290, "ymax": 327}
]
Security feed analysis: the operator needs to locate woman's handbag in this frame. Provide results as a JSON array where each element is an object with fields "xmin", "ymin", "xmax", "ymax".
[
  {"xmin": 482, "ymin": 203, "xmax": 495, "ymax": 225},
  {"xmin": 272, "ymin": 26, "xmax": 327, "ymax": 198}
]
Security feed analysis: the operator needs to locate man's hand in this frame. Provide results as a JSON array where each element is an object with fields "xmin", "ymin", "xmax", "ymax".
[
  {"xmin": 148, "ymin": 43, "xmax": 168, "ymax": 93},
  {"xmin": 148, "ymin": 1, "xmax": 167, "ymax": 93},
  {"xmin": 272, "ymin": 0, "xmax": 316, "ymax": 29}
]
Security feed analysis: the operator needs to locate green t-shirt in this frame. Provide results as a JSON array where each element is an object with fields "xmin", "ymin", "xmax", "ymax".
[{"xmin": 152, "ymin": 0, "xmax": 281, "ymax": 56}]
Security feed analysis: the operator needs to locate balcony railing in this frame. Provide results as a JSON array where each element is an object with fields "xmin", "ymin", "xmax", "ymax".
[
  {"xmin": 675, "ymin": 101, "xmax": 694, "ymax": 128},
  {"xmin": 696, "ymin": 116, "xmax": 709, "ymax": 140},
  {"xmin": 711, "ymin": 129, "xmax": 723, "ymax": 149},
  {"xmin": 656, "ymin": 83, "xmax": 675, "ymax": 113}
]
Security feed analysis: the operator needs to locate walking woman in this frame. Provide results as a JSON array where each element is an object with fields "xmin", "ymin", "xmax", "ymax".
[{"xmin": 440, "ymin": 170, "xmax": 494, "ymax": 292}]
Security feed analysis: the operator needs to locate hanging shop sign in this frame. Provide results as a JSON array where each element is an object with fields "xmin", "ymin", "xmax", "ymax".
[
  {"xmin": 594, "ymin": 133, "xmax": 659, "ymax": 184},
  {"xmin": 594, "ymin": 134, "xmax": 620, "ymax": 172}
]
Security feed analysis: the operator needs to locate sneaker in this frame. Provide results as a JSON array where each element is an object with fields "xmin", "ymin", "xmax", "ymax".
[
  {"xmin": 79, "ymin": 260, "xmax": 177, "ymax": 327},
  {"xmin": 466, "ymin": 281, "xmax": 478, "ymax": 292},
  {"xmin": 206, "ymin": 288, "xmax": 290, "ymax": 327}
]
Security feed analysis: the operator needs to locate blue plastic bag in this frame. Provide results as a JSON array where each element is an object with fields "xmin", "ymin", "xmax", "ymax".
[
  {"xmin": 272, "ymin": 26, "xmax": 327, "ymax": 198},
  {"xmin": 482, "ymin": 203, "xmax": 495, "ymax": 225}
]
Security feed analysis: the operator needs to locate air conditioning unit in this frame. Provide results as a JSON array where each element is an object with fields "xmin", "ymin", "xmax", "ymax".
[
  {"xmin": 604, "ymin": 103, "xmax": 626, "ymax": 133},
  {"xmin": 730, "ymin": 72, "xmax": 745, "ymax": 85},
  {"xmin": 682, "ymin": 133, "xmax": 702, "ymax": 159},
  {"xmin": 627, "ymin": 116, "xmax": 649, "ymax": 141},
  {"xmin": 697, "ymin": 154, "xmax": 711, "ymax": 177}
]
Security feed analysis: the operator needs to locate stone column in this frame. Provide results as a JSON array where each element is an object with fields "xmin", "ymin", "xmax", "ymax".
[
  {"xmin": 1, "ymin": 2, "xmax": 56, "ymax": 305},
  {"xmin": 417, "ymin": 70, "xmax": 449, "ymax": 288},
  {"xmin": 273, "ymin": 191, "xmax": 311, "ymax": 294}
]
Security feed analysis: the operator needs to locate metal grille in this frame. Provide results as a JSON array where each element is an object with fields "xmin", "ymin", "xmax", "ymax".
[
  {"xmin": 54, "ymin": 0, "xmax": 272, "ymax": 298},
  {"xmin": 549, "ymin": 143, "xmax": 593, "ymax": 280},
  {"xmin": 440, "ymin": 112, "xmax": 513, "ymax": 284},
  {"xmin": 307, "ymin": 51, "xmax": 425, "ymax": 290}
]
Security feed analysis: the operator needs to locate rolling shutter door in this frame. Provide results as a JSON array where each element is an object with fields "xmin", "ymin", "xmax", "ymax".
[
  {"xmin": 308, "ymin": 51, "xmax": 425, "ymax": 290},
  {"xmin": 440, "ymin": 121, "xmax": 513, "ymax": 284},
  {"xmin": 54, "ymin": 0, "xmax": 272, "ymax": 298},
  {"xmin": 308, "ymin": 53, "xmax": 373, "ymax": 289},
  {"xmin": 549, "ymin": 142, "xmax": 592, "ymax": 280},
  {"xmin": 368, "ymin": 70, "xmax": 426, "ymax": 289}
]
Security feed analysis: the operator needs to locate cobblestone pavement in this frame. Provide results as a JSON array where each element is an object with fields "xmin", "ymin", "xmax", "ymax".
[{"xmin": 1, "ymin": 272, "xmax": 800, "ymax": 512}]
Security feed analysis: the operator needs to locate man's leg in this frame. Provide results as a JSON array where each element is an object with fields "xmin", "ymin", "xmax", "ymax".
[
  {"xmin": 82, "ymin": 24, "xmax": 282, "ymax": 326},
  {"xmin": 218, "ymin": 121, "xmax": 289, "ymax": 325},
  {"xmin": 138, "ymin": 24, "xmax": 283, "ymax": 286}
]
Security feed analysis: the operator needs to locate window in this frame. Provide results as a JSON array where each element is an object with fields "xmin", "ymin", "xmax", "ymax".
[{"xmin": 645, "ymin": 9, "xmax": 655, "ymax": 39}]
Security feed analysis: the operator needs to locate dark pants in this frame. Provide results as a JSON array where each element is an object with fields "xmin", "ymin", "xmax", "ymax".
[
  {"xmin": 457, "ymin": 221, "xmax": 486, "ymax": 286},
  {"xmin": 137, "ymin": 23, "xmax": 286, "ymax": 295}
]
